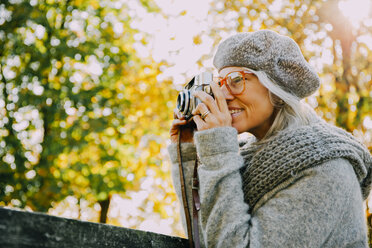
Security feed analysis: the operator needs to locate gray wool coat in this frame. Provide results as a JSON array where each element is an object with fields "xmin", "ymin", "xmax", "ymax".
[{"xmin": 168, "ymin": 127, "xmax": 369, "ymax": 248}]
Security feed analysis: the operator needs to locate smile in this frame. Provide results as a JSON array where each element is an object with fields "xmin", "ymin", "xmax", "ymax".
[{"xmin": 229, "ymin": 109, "xmax": 244, "ymax": 114}]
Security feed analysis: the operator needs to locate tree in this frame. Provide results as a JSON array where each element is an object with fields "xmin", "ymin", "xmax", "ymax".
[{"xmin": 0, "ymin": 0, "xmax": 132, "ymax": 222}]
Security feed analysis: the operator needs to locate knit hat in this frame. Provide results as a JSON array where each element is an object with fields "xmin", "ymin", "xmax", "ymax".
[{"xmin": 213, "ymin": 30, "xmax": 320, "ymax": 98}]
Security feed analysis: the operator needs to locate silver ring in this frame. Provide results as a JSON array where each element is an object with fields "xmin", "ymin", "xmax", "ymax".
[{"xmin": 201, "ymin": 110, "xmax": 211, "ymax": 120}]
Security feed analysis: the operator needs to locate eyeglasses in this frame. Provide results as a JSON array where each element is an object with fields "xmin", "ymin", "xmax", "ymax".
[{"xmin": 218, "ymin": 71, "xmax": 253, "ymax": 95}]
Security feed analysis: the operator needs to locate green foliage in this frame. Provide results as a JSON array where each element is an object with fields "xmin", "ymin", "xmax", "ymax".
[{"xmin": 0, "ymin": 0, "xmax": 132, "ymax": 211}]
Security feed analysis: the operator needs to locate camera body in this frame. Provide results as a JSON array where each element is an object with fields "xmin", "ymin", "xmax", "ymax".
[{"xmin": 177, "ymin": 72, "xmax": 214, "ymax": 120}]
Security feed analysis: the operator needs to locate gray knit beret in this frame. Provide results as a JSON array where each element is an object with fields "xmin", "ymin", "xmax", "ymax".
[{"xmin": 213, "ymin": 30, "xmax": 320, "ymax": 98}]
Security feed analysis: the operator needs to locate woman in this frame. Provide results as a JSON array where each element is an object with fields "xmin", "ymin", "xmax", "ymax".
[{"xmin": 168, "ymin": 30, "xmax": 371, "ymax": 248}]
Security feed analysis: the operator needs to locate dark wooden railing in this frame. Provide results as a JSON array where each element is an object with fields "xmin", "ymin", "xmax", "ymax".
[{"xmin": 0, "ymin": 207, "xmax": 188, "ymax": 248}]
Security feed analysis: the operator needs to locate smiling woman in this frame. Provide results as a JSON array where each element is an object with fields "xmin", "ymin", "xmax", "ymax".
[{"xmin": 168, "ymin": 30, "xmax": 371, "ymax": 248}]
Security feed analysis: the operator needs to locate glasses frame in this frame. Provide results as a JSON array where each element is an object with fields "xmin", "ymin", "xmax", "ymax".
[{"xmin": 218, "ymin": 70, "xmax": 253, "ymax": 96}]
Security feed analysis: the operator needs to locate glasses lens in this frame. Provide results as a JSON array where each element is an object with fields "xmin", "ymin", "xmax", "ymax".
[{"xmin": 227, "ymin": 72, "xmax": 245, "ymax": 94}]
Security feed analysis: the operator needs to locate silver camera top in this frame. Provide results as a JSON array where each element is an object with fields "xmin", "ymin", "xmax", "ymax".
[{"xmin": 194, "ymin": 72, "xmax": 213, "ymax": 86}]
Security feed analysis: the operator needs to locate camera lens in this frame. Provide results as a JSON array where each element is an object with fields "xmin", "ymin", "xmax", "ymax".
[
  {"xmin": 176, "ymin": 90, "xmax": 191, "ymax": 116},
  {"xmin": 177, "ymin": 92, "xmax": 185, "ymax": 112}
]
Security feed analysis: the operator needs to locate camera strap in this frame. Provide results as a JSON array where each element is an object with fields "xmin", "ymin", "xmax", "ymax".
[
  {"xmin": 192, "ymin": 157, "xmax": 201, "ymax": 248},
  {"xmin": 177, "ymin": 131, "xmax": 193, "ymax": 248},
  {"xmin": 177, "ymin": 131, "xmax": 201, "ymax": 248}
]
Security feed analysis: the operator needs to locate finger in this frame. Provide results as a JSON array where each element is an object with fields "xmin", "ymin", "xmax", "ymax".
[
  {"xmin": 171, "ymin": 119, "xmax": 187, "ymax": 128},
  {"xmin": 192, "ymin": 115, "xmax": 206, "ymax": 130},
  {"xmin": 193, "ymin": 91, "xmax": 219, "ymax": 114},
  {"xmin": 210, "ymin": 81, "xmax": 229, "ymax": 114},
  {"xmin": 191, "ymin": 102, "xmax": 210, "ymax": 118},
  {"xmin": 191, "ymin": 103, "xmax": 215, "ymax": 123},
  {"xmin": 173, "ymin": 108, "xmax": 185, "ymax": 120}
]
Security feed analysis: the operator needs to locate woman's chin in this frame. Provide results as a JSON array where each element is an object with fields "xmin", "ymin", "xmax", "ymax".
[
  {"xmin": 231, "ymin": 112, "xmax": 248, "ymax": 133},
  {"xmin": 231, "ymin": 122, "xmax": 245, "ymax": 134}
]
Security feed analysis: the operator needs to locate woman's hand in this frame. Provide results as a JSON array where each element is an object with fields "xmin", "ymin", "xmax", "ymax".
[
  {"xmin": 170, "ymin": 109, "xmax": 196, "ymax": 143},
  {"xmin": 191, "ymin": 81, "xmax": 232, "ymax": 131}
]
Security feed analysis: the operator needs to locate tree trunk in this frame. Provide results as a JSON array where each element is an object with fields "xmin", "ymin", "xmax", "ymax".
[{"xmin": 98, "ymin": 196, "xmax": 111, "ymax": 224}]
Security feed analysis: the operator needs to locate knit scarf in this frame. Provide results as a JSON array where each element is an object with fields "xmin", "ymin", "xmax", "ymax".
[{"xmin": 239, "ymin": 118, "xmax": 372, "ymax": 212}]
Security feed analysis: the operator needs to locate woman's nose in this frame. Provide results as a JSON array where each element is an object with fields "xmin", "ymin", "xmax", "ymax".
[{"xmin": 221, "ymin": 84, "xmax": 235, "ymax": 100}]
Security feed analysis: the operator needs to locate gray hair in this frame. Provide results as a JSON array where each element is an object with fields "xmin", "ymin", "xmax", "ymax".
[{"xmin": 245, "ymin": 68, "xmax": 316, "ymax": 144}]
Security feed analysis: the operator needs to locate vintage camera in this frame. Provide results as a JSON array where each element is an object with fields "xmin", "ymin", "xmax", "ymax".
[{"xmin": 176, "ymin": 72, "xmax": 214, "ymax": 120}]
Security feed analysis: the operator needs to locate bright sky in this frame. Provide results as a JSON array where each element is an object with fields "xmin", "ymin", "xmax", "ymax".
[
  {"xmin": 338, "ymin": 0, "xmax": 371, "ymax": 27},
  {"xmin": 128, "ymin": 0, "xmax": 221, "ymax": 87}
]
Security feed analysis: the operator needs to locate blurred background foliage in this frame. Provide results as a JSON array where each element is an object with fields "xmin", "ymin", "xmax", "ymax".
[{"xmin": 0, "ymin": 0, "xmax": 371, "ymax": 241}]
